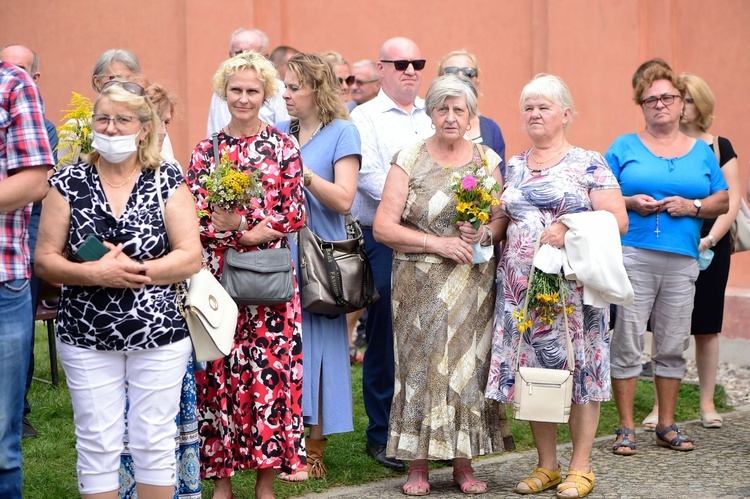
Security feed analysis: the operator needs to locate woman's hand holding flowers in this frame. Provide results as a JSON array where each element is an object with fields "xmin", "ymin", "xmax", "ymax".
[
  {"xmin": 457, "ymin": 220, "xmax": 485, "ymax": 244},
  {"xmin": 210, "ymin": 205, "xmax": 243, "ymax": 232}
]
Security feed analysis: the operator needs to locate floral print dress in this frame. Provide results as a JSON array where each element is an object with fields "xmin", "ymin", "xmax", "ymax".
[
  {"xmin": 485, "ymin": 147, "xmax": 619, "ymax": 405},
  {"xmin": 187, "ymin": 126, "xmax": 306, "ymax": 478}
]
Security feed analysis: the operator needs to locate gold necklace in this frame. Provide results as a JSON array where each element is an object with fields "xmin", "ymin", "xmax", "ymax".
[
  {"xmin": 529, "ymin": 144, "xmax": 568, "ymax": 172},
  {"xmin": 97, "ymin": 161, "xmax": 139, "ymax": 188}
]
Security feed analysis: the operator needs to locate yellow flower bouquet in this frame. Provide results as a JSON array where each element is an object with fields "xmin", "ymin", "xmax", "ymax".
[
  {"xmin": 449, "ymin": 156, "xmax": 501, "ymax": 229},
  {"xmin": 515, "ymin": 268, "xmax": 574, "ymax": 332},
  {"xmin": 55, "ymin": 92, "xmax": 94, "ymax": 168},
  {"xmin": 199, "ymin": 150, "xmax": 264, "ymax": 214}
]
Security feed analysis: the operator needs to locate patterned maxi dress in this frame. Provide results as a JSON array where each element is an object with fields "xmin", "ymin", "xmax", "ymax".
[
  {"xmin": 187, "ymin": 126, "xmax": 306, "ymax": 478},
  {"xmin": 485, "ymin": 147, "xmax": 619, "ymax": 405},
  {"xmin": 386, "ymin": 141, "xmax": 515, "ymax": 461}
]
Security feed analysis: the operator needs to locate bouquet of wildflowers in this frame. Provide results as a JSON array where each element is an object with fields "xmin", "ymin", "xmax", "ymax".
[
  {"xmin": 450, "ymin": 155, "xmax": 501, "ymax": 229},
  {"xmin": 55, "ymin": 92, "xmax": 94, "ymax": 168},
  {"xmin": 514, "ymin": 269, "xmax": 574, "ymax": 332},
  {"xmin": 198, "ymin": 150, "xmax": 264, "ymax": 216}
]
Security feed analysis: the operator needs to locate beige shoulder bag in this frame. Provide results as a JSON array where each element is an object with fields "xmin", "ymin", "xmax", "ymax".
[{"xmin": 513, "ymin": 237, "xmax": 574, "ymax": 424}]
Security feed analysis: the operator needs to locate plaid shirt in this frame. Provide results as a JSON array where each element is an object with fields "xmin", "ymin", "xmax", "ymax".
[{"xmin": 0, "ymin": 62, "xmax": 54, "ymax": 281}]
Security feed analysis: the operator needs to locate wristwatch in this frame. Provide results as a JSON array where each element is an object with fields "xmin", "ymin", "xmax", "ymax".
[
  {"xmin": 693, "ymin": 199, "xmax": 702, "ymax": 217},
  {"xmin": 303, "ymin": 168, "xmax": 314, "ymax": 187},
  {"xmin": 707, "ymin": 234, "xmax": 717, "ymax": 247}
]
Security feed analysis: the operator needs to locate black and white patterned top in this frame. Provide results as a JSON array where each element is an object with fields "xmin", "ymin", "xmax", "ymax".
[{"xmin": 49, "ymin": 161, "xmax": 190, "ymax": 351}]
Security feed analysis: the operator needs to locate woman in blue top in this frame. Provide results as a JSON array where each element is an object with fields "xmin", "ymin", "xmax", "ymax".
[
  {"xmin": 275, "ymin": 52, "xmax": 361, "ymax": 482},
  {"xmin": 606, "ymin": 65, "xmax": 728, "ymax": 455}
]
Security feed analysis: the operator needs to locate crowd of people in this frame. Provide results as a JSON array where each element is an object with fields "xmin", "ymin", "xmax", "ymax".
[{"xmin": 0, "ymin": 25, "xmax": 745, "ymax": 499}]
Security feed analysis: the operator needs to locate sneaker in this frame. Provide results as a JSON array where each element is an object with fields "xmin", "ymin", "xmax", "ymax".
[{"xmin": 22, "ymin": 417, "xmax": 37, "ymax": 439}]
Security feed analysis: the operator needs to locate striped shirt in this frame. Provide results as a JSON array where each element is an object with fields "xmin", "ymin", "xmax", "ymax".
[{"xmin": 0, "ymin": 62, "xmax": 54, "ymax": 281}]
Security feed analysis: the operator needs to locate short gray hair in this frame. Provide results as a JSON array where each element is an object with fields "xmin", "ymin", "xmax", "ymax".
[
  {"xmin": 230, "ymin": 28, "xmax": 269, "ymax": 55},
  {"xmin": 90, "ymin": 49, "xmax": 141, "ymax": 93},
  {"xmin": 352, "ymin": 59, "xmax": 379, "ymax": 79},
  {"xmin": 424, "ymin": 74, "xmax": 478, "ymax": 119},
  {"xmin": 518, "ymin": 74, "xmax": 575, "ymax": 121}
]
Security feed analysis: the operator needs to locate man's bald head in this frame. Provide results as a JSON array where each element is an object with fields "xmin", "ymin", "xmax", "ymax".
[
  {"xmin": 0, "ymin": 44, "xmax": 39, "ymax": 81},
  {"xmin": 229, "ymin": 28, "xmax": 268, "ymax": 58}
]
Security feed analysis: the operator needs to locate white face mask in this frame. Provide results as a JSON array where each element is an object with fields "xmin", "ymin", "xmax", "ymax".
[{"xmin": 92, "ymin": 131, "xmax": 139, "ymax": 163}]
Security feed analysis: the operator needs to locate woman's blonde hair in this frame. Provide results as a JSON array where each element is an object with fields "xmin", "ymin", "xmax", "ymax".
[
  {"xmin": 519, "ymin": 74, "xmax": 575, "ymax": 123},
  {"xmin": 212, "ymin": 51, "xmax": 278, "ymax": 102},
  {"xmin": 681, "ymin": 73, "xmax": 715, "ymax": 131},
  {"xmin": 86, "ymin": 81, "xmax": 161, "ymax": 170},
  {"xmin": 633, "ymin": 65, "xmax": 686, "ymax": 106},
  {"xmin": 437, "ymin": 49, "xmax": 481, "ymax": 86},
  {"xmin": 287, "ymin": 52, "xmax": 350, "ymax": 124}
]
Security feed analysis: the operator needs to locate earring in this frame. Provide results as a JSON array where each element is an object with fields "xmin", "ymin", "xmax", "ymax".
[
  {"xmin": 138, "ymin": 139, "xmax": 147, "ymax": 149},
  {"xmin": 431, "ymin": 123, "xmax": 436, "ymax": 130},
  {"xmin": 466, "ymin": 124, "xmax": 472, "ymax": 131}
]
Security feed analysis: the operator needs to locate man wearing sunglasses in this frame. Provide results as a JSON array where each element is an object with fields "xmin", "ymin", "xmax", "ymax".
[
  {"xmin": 0, "ymin": 60, "xmax": 53, "ymax": 499},
  {"xmin": 206, "ymin": 27, "xmax": 289, "ymax": 136},
  {"xmin": 350, "ymin": 36, "xmax": 433, "ymax": 472}
]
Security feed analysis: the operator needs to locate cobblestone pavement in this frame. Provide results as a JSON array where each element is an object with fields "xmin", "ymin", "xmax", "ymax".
[{"xmin": 302, "ymin": 405, "xmax": 750, "ymax": 498}]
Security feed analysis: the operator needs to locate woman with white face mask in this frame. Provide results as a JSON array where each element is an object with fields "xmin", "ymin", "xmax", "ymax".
[{"xmin": 35, "ymin": 81, "xmax": 202, "ymax": 499}]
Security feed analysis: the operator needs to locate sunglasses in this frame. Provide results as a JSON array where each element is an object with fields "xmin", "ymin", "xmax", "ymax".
[
  {"xmin": 101, "ymin": 80, "xmax": 145, "ymax": 96},
  {"xmin": 338, "ymin": 75, "xmax": 356, "ymax": 86},
  {"xmin": 443, "ymin": 66, "xmax": 478, "ymax": 78},
  {"xmin": 380, "ymin": 59, "xmax": 426, "ymax": 71}
]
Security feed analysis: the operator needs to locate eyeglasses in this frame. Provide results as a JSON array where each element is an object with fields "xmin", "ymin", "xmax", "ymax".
[
  {"xmin": 338, "ymin": 75, "xmax": 356, "ymax": 86},
  {"xmin": 101, "ymin": 80, "xmax": 145, "ymax": 96},
  {"xmin": 380, "ymin": 59, "xmax": 426, "ymax": 71},
  {"xmin": 92, "ymin": 114, "xmax": 141, "ymax": 129},
  {"xmin": 443, "ymin": 66, "xmax": 478, "ymax": 78},
  {"xmin": 641, "ymin": 94, "xmax": 681, "ymax": 108},
  {"xmin": 352, "ymin": 78, "xmax": 379, "ymax": 86}
]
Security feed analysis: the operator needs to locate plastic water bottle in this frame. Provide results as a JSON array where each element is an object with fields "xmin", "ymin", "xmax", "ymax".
[{"xmin": 698, "ymin": 249, "xmax": 714, "ymax": 270}]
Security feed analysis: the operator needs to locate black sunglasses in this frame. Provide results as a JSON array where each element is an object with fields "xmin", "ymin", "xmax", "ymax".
[
  {"xmin": 443, "ymin": 66, "xmax": 478, "ymax": 78},
  {"xmin": 101, "ymin": 80, "xmax": 145, "ymax": 96},
  {"xmin": 380, "ymin": 59, "xmax": 426, "ymax": 71},
  {"xmin": 338, "ymin": 75, "xmax": 356, "ymax": 86}
]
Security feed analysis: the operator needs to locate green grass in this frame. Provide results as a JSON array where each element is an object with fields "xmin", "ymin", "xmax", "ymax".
[{"xmin": 23, "ymin": 328, "xmax": 730, "ymax": 498}]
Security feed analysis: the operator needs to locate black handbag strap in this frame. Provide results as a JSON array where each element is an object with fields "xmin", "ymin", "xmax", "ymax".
[{"xmin": 321, "ymin": 215, "xmax": 376, "ymax": 310}]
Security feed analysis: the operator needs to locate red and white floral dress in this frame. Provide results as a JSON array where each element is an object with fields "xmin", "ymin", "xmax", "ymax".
[{"xmin": 187, "ymin": 125, "xmax": 305, "ymax": 478}]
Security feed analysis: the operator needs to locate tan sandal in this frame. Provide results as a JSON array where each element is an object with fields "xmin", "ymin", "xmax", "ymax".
[
  {"xmin": 556, "ymin": 470, "xmax": 595, "ymax": 498},
  {"xmin": 514, "ymin": 465, "xmax": 561, "ymax": 494}
]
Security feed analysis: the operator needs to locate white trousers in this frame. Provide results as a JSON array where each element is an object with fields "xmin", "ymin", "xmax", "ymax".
[{"xmin": 58, "ymin": 338, "xmax": 192, "ymax": 494}]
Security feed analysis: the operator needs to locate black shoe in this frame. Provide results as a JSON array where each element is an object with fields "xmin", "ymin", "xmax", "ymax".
[
  {"xmin": 22, "ymin": 417, "xmax": 37, "ymax": 439},
  {"xmin": 365, "ymin": 440, "xmax": 405, "ymax": 471},
  {"xmin": 354, "ymin": 330, "xmax": 367, "ymax": 349}
]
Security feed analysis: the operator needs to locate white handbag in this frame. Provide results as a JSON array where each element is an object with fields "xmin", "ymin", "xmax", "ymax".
[
  {"xmin": 156, "ymin": 164, "xmax": 238, "ymax": 362},
  {"xmin": 513, "ymin": 237, "xmax": 574, "ymax": 424},
  {"xmin": 175, "ymin": 269, "xmax": 238, "ymax": 362}
]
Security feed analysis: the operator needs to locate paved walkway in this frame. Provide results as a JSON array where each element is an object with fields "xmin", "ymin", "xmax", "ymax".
[{"xmin": 302, "ymin": 405, "xmax": 750, "ymax": 498}]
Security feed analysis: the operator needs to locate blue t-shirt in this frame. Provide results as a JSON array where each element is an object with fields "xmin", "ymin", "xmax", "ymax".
[{"xmin": 605, "ymin": 133, "xmax": 728, "ymax": 258}]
